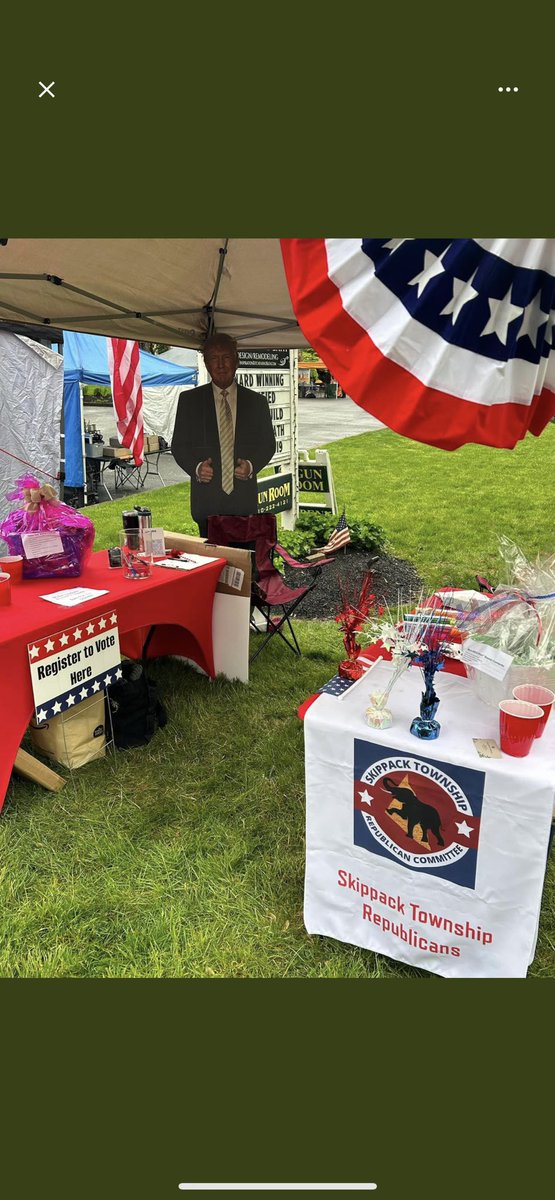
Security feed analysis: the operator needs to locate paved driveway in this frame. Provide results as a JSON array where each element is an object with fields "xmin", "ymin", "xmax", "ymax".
[{"xmin": 84, "ymin": 397, "xmax": 384, "ymax": 498}]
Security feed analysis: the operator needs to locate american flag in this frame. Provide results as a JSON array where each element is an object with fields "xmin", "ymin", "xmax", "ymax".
[
  {"xmin": 107, "ymin": 338, "xmax": 144, "ymax": 465},
  {"xmin": 281, "ymin": 239, "xmax": 555, "ymax": 450},
  {"xmin": 323, "ymin": 508, "xmax": 350, "ymax": 554}
]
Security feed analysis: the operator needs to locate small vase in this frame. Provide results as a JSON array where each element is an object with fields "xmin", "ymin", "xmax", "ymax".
[
  {"xmin": 365, "ymin": 703, "xmax": 393, "ymax": 730},
  {"xmin": 410, "ymin": 687, "xmax": 440, "ymax": 739}
]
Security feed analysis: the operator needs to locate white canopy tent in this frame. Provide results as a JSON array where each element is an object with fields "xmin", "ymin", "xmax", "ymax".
[
  {"xmin": 142, "ymin": 345, "xmax": 200, "ymax": 443},
  {"xmin": 0, "ymin": 332, "xmax": 64, "ymax": 523},
  {"xmin": 0, "ymin": 239, "xmax": 309, "ymax": 349}
]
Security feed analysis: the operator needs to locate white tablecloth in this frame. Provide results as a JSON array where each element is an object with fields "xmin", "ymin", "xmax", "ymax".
[{"xmin": 304, "ymin": 662, "xmax": 555, "ymax": 978}]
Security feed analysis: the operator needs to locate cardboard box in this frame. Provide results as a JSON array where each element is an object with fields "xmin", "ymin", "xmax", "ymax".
[
  {"xmin": 163, "ymin": 530, "xmax": 253, "ymax": 682},
  {"xmin": 144, "ymin": 435, "xmax": 160, "ymax": 454},
  {"xmin": 163, "ymin": 531, "xmax": 252, "ymax": 598},
  {"xmin": 103, "ymin": 446, "xmax": 132, "ymax": 459}
]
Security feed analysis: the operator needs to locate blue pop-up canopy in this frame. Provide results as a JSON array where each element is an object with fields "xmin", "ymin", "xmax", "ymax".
[{"xmin": 63, "ymin": 332, "xmax": 197, "ymax": 487}]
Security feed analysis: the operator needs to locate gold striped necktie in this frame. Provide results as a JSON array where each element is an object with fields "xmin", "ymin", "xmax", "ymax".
[{"xmin": 220, "ymin": 389, "xmax": 234, "ymax": 494}]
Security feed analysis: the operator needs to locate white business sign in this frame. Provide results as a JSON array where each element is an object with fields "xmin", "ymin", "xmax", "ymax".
[{"xmin": 236, "ymin": 348, "xmax": 295, "ymax": 466}]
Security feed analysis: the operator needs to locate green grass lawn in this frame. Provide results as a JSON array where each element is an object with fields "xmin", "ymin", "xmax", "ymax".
[
  {"xmin": 1, "ymin": 425, "xmax": 554, "ymax": 977},
  {"xmin": 325, "ymin": 421, "xmax": 555, "ymax": 590}
]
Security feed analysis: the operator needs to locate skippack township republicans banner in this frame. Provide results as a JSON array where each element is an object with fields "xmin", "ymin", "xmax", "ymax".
[{"xmin": 303, "ymin": 666, "xmax": 555, "ymax": 977}]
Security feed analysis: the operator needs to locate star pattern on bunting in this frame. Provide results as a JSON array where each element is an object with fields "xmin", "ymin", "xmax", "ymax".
[
  {"xmin": 409, "ymin": 246, "xmax": 452, "ymax": 299},
  {"xmin": 441, "ymin": 269, "xmax": 479, "ymax": 323},
  {"xmin": 517, "ymin": 292, "xmax": 550, "ymax": 349},
  {"xmin": 361, "ymin": 238, "xmax": 555, "ymax": 366},
  {"xmin": 480, "ymin": 287, "xmax": 524, "ymax": 346}
]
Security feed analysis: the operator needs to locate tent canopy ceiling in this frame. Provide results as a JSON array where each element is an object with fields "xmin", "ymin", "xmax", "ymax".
[{"xmin": 0, "ymin": 239, "xmax": 309, "ymax": 350}]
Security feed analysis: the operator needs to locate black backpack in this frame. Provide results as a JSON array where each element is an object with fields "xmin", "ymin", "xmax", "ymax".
[{"xmin": 106, "ymin": 661, "xmax": 168, "ymax": 749}]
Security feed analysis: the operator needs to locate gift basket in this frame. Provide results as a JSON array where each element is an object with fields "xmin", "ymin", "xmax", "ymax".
[
  {"xmin": 462, "ymin": 537, "xmax": 555, "ymax": 707},
  {"xmin": 0, "ymin": 474, "xmax": 95, "ymax": 579}
]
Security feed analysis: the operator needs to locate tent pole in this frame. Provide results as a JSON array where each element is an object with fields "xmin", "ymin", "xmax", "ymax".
[{"xmin": 205, "ymin": 240, "xmax": 229, "ymax": 339}]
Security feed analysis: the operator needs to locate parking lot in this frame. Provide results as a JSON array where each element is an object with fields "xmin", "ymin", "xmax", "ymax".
[{"xmin": 84, "ymin": 397, "xmax": 384, "ymax": 498}]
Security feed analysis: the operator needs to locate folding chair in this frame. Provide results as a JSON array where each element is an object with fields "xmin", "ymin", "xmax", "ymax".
[
  {"xmin": 206, "ymin": 514, "xmax": 333, "ymax": 663},
  {"xmin": 109, "ymin": 457, "xmax": 145, "ymax": 493},
  {"xmin": 140, "ymin": 449, "xmax": 165, "ymax": 486}
]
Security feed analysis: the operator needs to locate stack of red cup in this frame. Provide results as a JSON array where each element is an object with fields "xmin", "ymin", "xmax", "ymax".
[
  {"xmin": 498, "ymin": 699, "xmax": 544, "ymax": 757},
  {"xmin": 512, "ymin": 684, "xmax": 555, "ymax": 739}
]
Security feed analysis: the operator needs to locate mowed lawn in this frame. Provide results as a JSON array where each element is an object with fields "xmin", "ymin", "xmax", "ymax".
[{"xmin": 1, "ymin": 424, "xmax": 554, "ymax": 977}]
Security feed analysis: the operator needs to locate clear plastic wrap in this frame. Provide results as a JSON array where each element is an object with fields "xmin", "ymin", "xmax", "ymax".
[{"xmin": 463, "ymin": 537, "xmax": 555, "ymax": 706}]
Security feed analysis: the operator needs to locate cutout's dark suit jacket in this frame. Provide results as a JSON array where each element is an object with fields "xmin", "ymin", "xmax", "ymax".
[{"xmin": 171, "ymin": 383, "xmax": 276, "ymax": 529}]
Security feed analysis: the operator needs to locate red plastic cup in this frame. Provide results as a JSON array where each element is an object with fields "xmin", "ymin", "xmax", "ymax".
[
  {"xmin": 0, "ymin": 555, "xmax": 23, "ymax": 583},
  {"xmin": 0, "ymin": 572, "xmax": 11, "ymax": 606},
  {"xmin": 499, "ymin": 699, "xmax": 543, "ymax": 757},
  {"xmin": 512, "ymin": 684, "xmax": 555, "ymax": 738}
]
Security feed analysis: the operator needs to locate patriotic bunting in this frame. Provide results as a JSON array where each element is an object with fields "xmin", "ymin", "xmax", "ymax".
[{"xmin": 280, "ymin": 238, "xmax": 555, "ymax": 450}]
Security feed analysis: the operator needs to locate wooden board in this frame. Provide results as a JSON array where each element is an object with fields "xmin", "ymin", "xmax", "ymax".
[{"xmin": 13, "ymin": 748, "xmax": 65, "ymax": 792}]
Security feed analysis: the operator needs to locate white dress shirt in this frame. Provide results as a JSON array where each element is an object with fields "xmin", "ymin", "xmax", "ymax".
[{"xmin": 196, "ymin": 380, "xmax": 252, "ymax": 480}]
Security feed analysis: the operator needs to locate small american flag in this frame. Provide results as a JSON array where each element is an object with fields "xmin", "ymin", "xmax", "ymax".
[
  {"xmin": 323, "ymin": 508, "xmax": 350, "ymax": 554},
  {"xmin": 107, "ymin": 338, "xmax": 144, "ymax": 465}
]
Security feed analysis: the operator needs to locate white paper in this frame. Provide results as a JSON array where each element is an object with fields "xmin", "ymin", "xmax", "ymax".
[
  {"xmin": 144, "ymin": 527, "xmax": 166, "ymax": 557},
  {"xmin": 21, "ymin": 531, "xmax": 64, "ymax": 559},
  {"xmin": 461, "ymin": 637, "xmax": 513, "ymax": 680},
  {"xmin": 40, "ymin": 587, "xmax": 109, "ymax": 607},
  {"xmin": 155, "ymin": 555, "xmax": 220, "ymax": 571}
]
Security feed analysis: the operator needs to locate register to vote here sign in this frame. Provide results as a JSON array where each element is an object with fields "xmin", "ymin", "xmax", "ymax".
[{"xmin": 27, "ymin": 612, "xmax": 122, "ymax": 722}]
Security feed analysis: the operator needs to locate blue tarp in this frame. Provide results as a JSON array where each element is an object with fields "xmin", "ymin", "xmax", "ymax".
[{"xmin": 63, "ymin": 332, "xmax": 197, "ymax": 487}]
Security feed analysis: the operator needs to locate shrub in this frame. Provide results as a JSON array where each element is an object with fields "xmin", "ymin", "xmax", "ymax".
[{"xmin": 279, "ymin": 511, "xmax": 386, "ymax": 558}]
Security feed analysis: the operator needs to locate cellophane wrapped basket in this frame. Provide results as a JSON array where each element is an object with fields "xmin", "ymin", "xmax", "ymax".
[
  {"xmin": 0, "ymin": 474, "xmax": 95, "ymax": 579},
  {"xmin": 464, "ymin": 537, "xmax": 555, "ymax": 707}
]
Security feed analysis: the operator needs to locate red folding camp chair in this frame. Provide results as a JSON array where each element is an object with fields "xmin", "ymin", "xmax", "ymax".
[{"xmin": 206, "ymin": 514, "xmax": 334, "ymax": 663}]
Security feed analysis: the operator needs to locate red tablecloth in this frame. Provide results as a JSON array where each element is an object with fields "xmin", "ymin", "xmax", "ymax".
[{"xmin": 0, "ymin": 550, "xmax": 225, "ymax": 812}]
